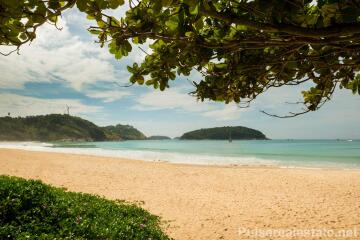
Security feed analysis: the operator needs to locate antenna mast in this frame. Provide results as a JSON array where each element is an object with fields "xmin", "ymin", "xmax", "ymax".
[{"xmin": 66, "ymin": 105, "xmax": 70, "ymax": 115}]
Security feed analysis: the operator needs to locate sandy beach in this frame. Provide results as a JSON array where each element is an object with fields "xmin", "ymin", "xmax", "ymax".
[{"xmin": 0, "ymin": 148, "xmax": 359, "ymax": 239}]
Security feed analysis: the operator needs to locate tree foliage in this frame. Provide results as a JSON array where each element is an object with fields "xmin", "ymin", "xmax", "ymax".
[{"xmin": 1, "ymin": 0, "xmax": 360, "ymax": 116}]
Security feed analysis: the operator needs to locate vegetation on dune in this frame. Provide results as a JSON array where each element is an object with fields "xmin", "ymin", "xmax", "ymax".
[
  {"xmin": 103, "ymin": 124, "xmax": 147, "ymax": 140},
  {"xmin": 0, "ymin": 175, "xmax": 170, "ymax": 240},
  {"xmin": 1, "ymin": 1, "xmax": 360, "ymax": 117},
  {"xmin": 180, "ymin": 126, "xmax": 268, "ymax": 140},
  {"xmin": 0, "ymin": 114, "xmax": 147, "ymax": 141}
]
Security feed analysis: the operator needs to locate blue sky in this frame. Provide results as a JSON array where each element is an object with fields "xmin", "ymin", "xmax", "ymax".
[{"xmin": 0, "ymin": 9, "xmax": 359, "ymax": 139}]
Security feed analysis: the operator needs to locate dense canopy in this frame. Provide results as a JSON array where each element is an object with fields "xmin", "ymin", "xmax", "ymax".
[{"xmin": 1, "ymin": 0, "xmax": 360, "ymax": 116}]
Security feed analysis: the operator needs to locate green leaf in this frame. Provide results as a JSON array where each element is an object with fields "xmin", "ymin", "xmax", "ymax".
[
  {"xmin": 48, "ymin": 0, "xmax": 61, "ymax": 10},
  {"xmin": 89, "ymin": 29, "xmax": 102, "ymax": 35},
  {"xmin": 109, "ymin": 0, "xmax": 125, "ymax": 9},
  {"xmin": 76, "ymin": 0, "xmax": 87, "ymax": 11},
  {"xmin": 19, "ymin": 33, "xmax": 28, "ymax": 41},
  {"xmin": 146, "ymin": 80, "xmax": 154, "ymax": 86},
  {"xmin": 136, "ymin": 75, "xmax": 145, "ymax": 85},
  {"xmin": 165, "ymin": 16, "xmax": 179, "ymax": 31},
  {"xmin": 97, "ymin": 20, "xmax": 106, "ymax": 28},
  {"xmin": 132, "ymin": 37, "xmax": 139, "ymax": 44},
  {"xmin": 115, "ymin": 51, "xmax": 122, "ymax": 59},
  {"xmin": 162, "ymin": 0, "xmax": 173, "ymax": 7},
  {"xmin": 189, "ymin": 3, "xmax": 199, "ymax": 15}
]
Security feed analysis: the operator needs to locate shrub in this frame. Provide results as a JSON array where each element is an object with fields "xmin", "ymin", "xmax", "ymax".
[{"xmin": 0, "ymin": 176, "xmax": 170, "ymax": 240}]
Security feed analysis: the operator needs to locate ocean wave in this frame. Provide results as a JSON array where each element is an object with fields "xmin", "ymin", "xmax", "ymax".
[
  {"xmin": 0, "ymin": 141, "xmax": 53, "ymax": 149},
  {"xmin": 1, "ymin": 141, "xmax": 359, "ymax": 169},
  {"xmin": 0, "ymin": 141, "xmax": 279, "ymax": 166}
]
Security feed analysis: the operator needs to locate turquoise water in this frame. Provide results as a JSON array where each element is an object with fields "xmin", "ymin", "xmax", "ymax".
[{"xmin": 52, "ymin": 139, "xmax": 360, "ymax": 169}]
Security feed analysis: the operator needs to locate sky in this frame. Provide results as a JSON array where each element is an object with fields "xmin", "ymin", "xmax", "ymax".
[{"xmin": 0, "ymin": 8, "xmax": 359, "ymax": 139}]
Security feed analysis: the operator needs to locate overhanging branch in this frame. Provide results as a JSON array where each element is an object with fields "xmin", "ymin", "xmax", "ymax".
[{"xmin": 201, "ymin": 3, "xmax": 360, "ymax": 39}]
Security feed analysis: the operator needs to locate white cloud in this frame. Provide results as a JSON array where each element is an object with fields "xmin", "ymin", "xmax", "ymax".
[
  {"xmin": 0, "ymin": 93, "xmax": 101, "ymax": 117},
  {"xmin": 202, "ymin": 104, "xmax": 245, "ymax": 120},
  {"xmin": 85, "ymin": 90, "xmax": 131, "ymax": 103},
  {"xmin": 134, "ymin": 88, "xmax": 212, "ymax": 112},
  {"xmin": 62, "ymin": 9, "xmax": 93, "ymax": 31},
  {"xmin": 0, "ymin": 13, "xmax": 127, "ymax": 99},
  {"xmin": 134, "ymin": 88, "xmax": 246, "ymax": 120}
]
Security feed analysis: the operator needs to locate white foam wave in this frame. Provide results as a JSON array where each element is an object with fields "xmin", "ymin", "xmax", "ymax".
[
  {"xmin": 0, "ymin": 141, "xmax": 280, "ymax": 166},
  {"xmin": 0, "ymin": 141, "xmax": 53, "ymax": 149},
  {"xmin": 1, "ymin": 141, "xmax": 358, "ymax": 170}
]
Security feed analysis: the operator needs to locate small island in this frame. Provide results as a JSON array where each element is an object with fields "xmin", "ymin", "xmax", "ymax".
[
  {"xmin": 103, "ymin": 124, "xmax": 147, "ymax": 140},
  {"xmin": 180, "ymin": 126, "xmax": 268, "ymax": 140},
  {"xmin": 147, "ymin": 136, "xmax": 171, "ymax": 140}
]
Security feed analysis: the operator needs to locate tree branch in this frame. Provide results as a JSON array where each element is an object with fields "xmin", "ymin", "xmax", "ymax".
[{"xmin": 201, "ymin": 3, "xmax": 360, "ymax": 38}]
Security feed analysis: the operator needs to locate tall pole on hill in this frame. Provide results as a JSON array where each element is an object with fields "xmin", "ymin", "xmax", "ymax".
[{"xmin": 66, "ymin": 105, "xmax": 70, "ymax": 115}]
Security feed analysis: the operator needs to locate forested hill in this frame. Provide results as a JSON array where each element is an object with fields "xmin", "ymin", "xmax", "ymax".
[
  {"xmin": 0, "ymin": 114, "xmax": 146, "ymax": 141},
  {"xmin": 0, "ymin": 114, "xmax": 106, "ymax": 141},
  {"xmin": 102, "ymin": 124, "xmax": 147, "ymax": 140},
  {"xmin": 180, "ymin": 126, "xmax": 268, "ymax": 140}
]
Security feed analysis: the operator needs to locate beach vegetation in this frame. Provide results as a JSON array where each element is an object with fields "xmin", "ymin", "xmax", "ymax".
[{"xmin": 0, "ymin": 175, "xmax": 170, "ymax": 240}]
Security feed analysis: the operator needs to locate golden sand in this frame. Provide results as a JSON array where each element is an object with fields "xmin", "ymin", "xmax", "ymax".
[{"xmin": 0, "ymin": 149, "xmax": 359, "ymax": 239}]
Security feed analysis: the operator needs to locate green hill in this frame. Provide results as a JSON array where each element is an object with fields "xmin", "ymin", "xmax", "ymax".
[
  {"xmin": 0, "ymin": 114, "xmax": 106, "ymax": 141},
  {"xmin": 0, "ymin": 114, "xmax": 147, "ymax": 141},
  {"xmin": 102, "ymin": 124, "xmax": 147, "ymax": 140},
  {"xmin": 180, "ymin": 126, "xmax": 268, "ymax": 140}
]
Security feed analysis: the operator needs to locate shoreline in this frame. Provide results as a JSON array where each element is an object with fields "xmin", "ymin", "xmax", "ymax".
[
  {"xmin": 1, "ymin": 148, "xmax": 360, "ymax": 239},
  {"xmin": 0, "ymin": 142, "xmax": 360, "ymax": 171},
  {"xmin": 1, "ymin": 146, "xmax": 360, "ymax": 171}
]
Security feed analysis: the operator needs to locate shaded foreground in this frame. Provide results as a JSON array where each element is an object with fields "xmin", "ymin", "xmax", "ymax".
[
  {"xmin": 0, "ymin": 175, "xmax": 169, "ymax": 239},
  {"xmin": 0, "ymin": 149, "xmax": 359, "ymax": 239}
]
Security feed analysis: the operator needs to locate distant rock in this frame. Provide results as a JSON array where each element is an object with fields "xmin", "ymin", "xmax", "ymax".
[
  {"xmin": 147, "ymin": 135, "xmax": 171, "ymax": 140},
  {"xmin": 180, "ymin": 126, "xmax": 268, "ymax": 140}
]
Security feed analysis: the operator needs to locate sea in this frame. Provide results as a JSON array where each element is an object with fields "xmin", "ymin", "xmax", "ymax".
[{"xmin": 1, "ymin": 139, "xmax": 360, "ymax": 169}]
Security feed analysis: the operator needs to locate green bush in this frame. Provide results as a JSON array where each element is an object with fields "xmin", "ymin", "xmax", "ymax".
[{"xmin": 0, "ymin": 176, "xmax": 170, "ymax": 240}]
